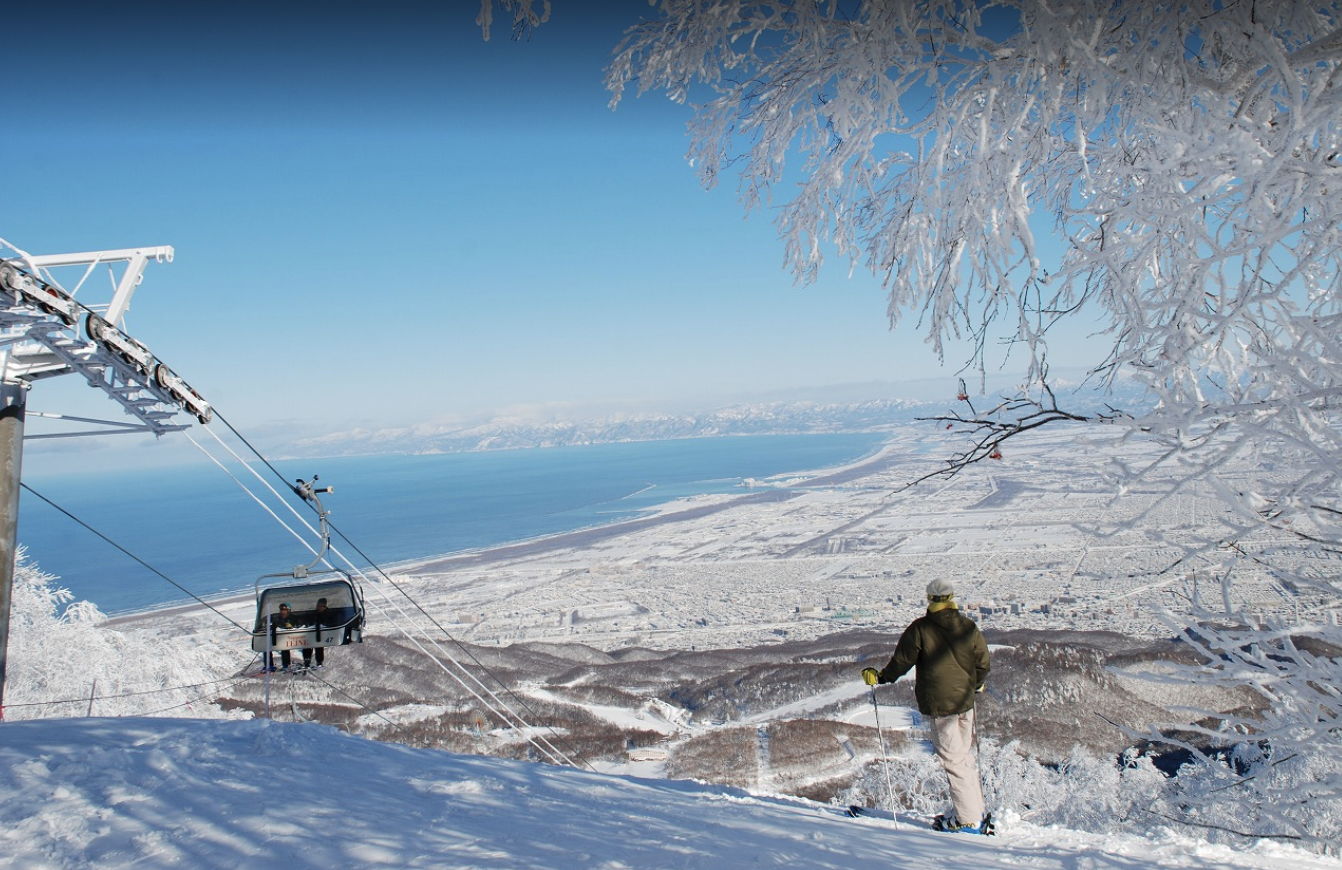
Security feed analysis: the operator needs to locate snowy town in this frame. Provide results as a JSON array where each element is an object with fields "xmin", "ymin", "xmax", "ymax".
[{"xmin": 342, "ymin": 425, "xmax": 1333, "ymax": 652}]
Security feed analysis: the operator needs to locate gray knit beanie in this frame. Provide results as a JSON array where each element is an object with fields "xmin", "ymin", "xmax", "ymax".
[{"xmin": 925, "ymin": 578, "xmax": 955, "ymax": 599}]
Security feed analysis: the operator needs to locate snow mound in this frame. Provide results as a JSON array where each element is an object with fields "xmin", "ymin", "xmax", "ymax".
[{"xmin": 0, "ymin": 717, "xmax": 1334, "ymax": 870}]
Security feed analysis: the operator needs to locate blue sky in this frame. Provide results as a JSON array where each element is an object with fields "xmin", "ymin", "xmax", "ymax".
[{"xmin": 6, "ymin": 2, "xmax": 1054, "ymax": 471}]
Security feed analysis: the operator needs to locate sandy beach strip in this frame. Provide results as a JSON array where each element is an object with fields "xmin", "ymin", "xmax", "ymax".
[
  {"xmin": 104, "ymin": 440, "xmax": 903, "ymax": 628},
  {"xmin": 395, "ymin": 440, "xmax": 903, "ymax": 572}
]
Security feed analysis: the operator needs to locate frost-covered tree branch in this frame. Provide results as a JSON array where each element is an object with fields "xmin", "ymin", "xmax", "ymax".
[
  {"xmin": 477, "ymin": 0, "xmax": 552, "ymax": 42},
  {"xmin": 605, "ymin": 1, "xmax": 1342, "ymax": 848},
  {"xmin": 906, "ymin": 374, "xmax": 1123, "ymax": 486},
  {"xmin": 606, "ymin": 0, "xmax": 1342, "ymax": 559},
  {"xmin": 1120, "ymin": 609, "xmax": 1342, "ymax": 849}
]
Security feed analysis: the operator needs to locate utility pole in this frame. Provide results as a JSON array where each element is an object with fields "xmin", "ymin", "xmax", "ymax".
[{"xmin": 0, "ymin": 382, "xmax": 27, "ymax": 720}]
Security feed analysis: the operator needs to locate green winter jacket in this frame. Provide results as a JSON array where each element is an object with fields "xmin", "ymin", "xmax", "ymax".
[{"xmin": 876, "ymin": 607, "xmax": 990, "ymax": 718}]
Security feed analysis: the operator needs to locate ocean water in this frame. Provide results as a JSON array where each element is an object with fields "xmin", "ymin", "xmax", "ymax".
[{"xmin": 17, "ymin": 433, "xmax": 887, "ymax": 615}]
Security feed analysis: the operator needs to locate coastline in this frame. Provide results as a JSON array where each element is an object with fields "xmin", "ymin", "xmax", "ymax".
[
  {"xmin": 390, "ymin": 439, "xmax": 902, "ymax": 573},
  {"xmin": 104, "ymin": 438, "xmax": 902, "ymax": 627}
]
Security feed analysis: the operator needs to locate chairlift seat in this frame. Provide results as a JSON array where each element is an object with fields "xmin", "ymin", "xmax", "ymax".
[{"xmin": 251, "ymin": 574, "xmax": 364, "ymax": 654}]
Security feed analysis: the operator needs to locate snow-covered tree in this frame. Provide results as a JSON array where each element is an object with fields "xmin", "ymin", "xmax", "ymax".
[
  {"xmin": 603, "ymin": 0, "xmax": 1342, "ymax": 530},
  {"xmin": 477, "ymin": 0, "xmax": 1342, "ymax": 844},
  {"xmin": 1128, "ymin": 608, "xmax": 1342, "ymax": 849},
  {"xmin": 844, "ymin": 737, "xmax": 1169, "ymax": 836},
  {"xmin": 6, "ymin": 550, "xmax": 236, "ymax": 721},
  {"xmin": 602, "ymin": 0, "xmax": 1342, "ymax": 847}
]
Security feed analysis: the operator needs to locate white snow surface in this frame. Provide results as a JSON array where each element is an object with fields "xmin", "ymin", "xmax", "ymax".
[{"xmin": 2, "ymin": 716, "xmax": 1336, "ymax": 870}]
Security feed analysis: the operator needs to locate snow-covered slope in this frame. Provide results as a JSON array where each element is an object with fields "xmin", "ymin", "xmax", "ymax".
[{"xmin": 0, "ymin": 717, "xmax": 1333, "ymax": 870}]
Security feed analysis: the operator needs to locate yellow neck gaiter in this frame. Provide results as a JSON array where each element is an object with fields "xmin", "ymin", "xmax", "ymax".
[{"xmin": 927, "ymin": 596, "xmax": 957, "ymax": 614}]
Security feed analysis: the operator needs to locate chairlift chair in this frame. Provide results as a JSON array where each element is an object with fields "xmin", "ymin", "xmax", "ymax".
[
  {"xmin": 250, "ymin": 477, "xmax": 365, "ymax": 660},
  {"xmin": 251, "ymin": 572, "xmax": 364, "ymax": 656}
]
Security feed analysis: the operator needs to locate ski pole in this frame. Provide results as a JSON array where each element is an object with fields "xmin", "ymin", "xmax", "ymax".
[
  {"xmin": 972, "ymin": 698, "xmax": 980, "ymax": 756},
  {"xmin": 868, "ymin": 686, "xmax": 900, "ymax": 830},
  {"xmin": 972, "ymin": 690, "xmax": 995, "ymax": 834}
]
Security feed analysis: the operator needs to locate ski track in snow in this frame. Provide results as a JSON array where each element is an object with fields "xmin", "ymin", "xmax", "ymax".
[{"xmin": 0, "ymin": 717, "xmax": 1336, "ymax": 870}]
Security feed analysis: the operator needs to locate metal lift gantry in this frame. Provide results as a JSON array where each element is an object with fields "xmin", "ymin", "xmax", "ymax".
[{"xmin": 0, "ymin": 239, "xmax": 212, "ymax": 719}]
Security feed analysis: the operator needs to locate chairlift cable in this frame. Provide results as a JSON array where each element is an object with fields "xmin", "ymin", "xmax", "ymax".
[
  {"xmin": 193, "ymin": 428, "xmax": 373, "ymax": 592},
  {"xmin": 138, "ymin": 677, "xmax": 254, "ymax": 718},
  {"xmin": 1, "ymin": 675, "xmax": 245, "ymax": 709},
  {"xmin": 357, "ymin": 593, "xmax": 574, "ymax": 765},
  {"xmin": 197, "ymin": 414, "xmax": 576, "ymax": 763},
  {"xmin": 18, "ymin": 483, "xmax": 251, "ymax": 634},
  {"xmin": 310, "ymin": 511, "xmax": 591, "ymax": 766},
  {"xmin": 207, "ymin": 409, "xmax": 593, "ymax": 770},
  {"xmin": 321, "ymin": 524, "xmax": 588, "ymax": 768},
  {"xmin": 300, "ymin": 669, "xmax": 397, "ymax": 727},
  {"xmin": 350, "ymin": 583, "xmax": 574, "ymax": 764},
  {"xmin": 206, "ymin": 409, "xmax": 300, "ymax": 511},
  {"xmin": 183, "ymin": 428, "xmax": 330, "ymax": 560}
]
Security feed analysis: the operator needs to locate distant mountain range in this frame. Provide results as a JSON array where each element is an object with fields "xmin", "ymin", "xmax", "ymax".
[
  {"xmin": 284, "ymin": 378, "xmax": 1153, "ymax": 458},
  {"xmin": 287, "ymin": 398, "xmax": 935, "ymax": 457}
]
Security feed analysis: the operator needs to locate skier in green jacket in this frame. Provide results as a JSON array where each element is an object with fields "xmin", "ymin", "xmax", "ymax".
[{"xmin": 862, "ymin": 578, "xmax": 992, "ymax": 834}]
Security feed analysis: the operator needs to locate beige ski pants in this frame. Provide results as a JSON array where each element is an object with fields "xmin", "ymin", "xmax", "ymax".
[{"xmin": 929, "ymin": 708, "xmax": 985, "ymax": 826}]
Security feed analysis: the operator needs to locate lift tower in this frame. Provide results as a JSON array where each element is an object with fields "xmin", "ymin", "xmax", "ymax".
[{"xmin": 0, "ymin": 241, "xmax": 211, "ymax": 718}]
